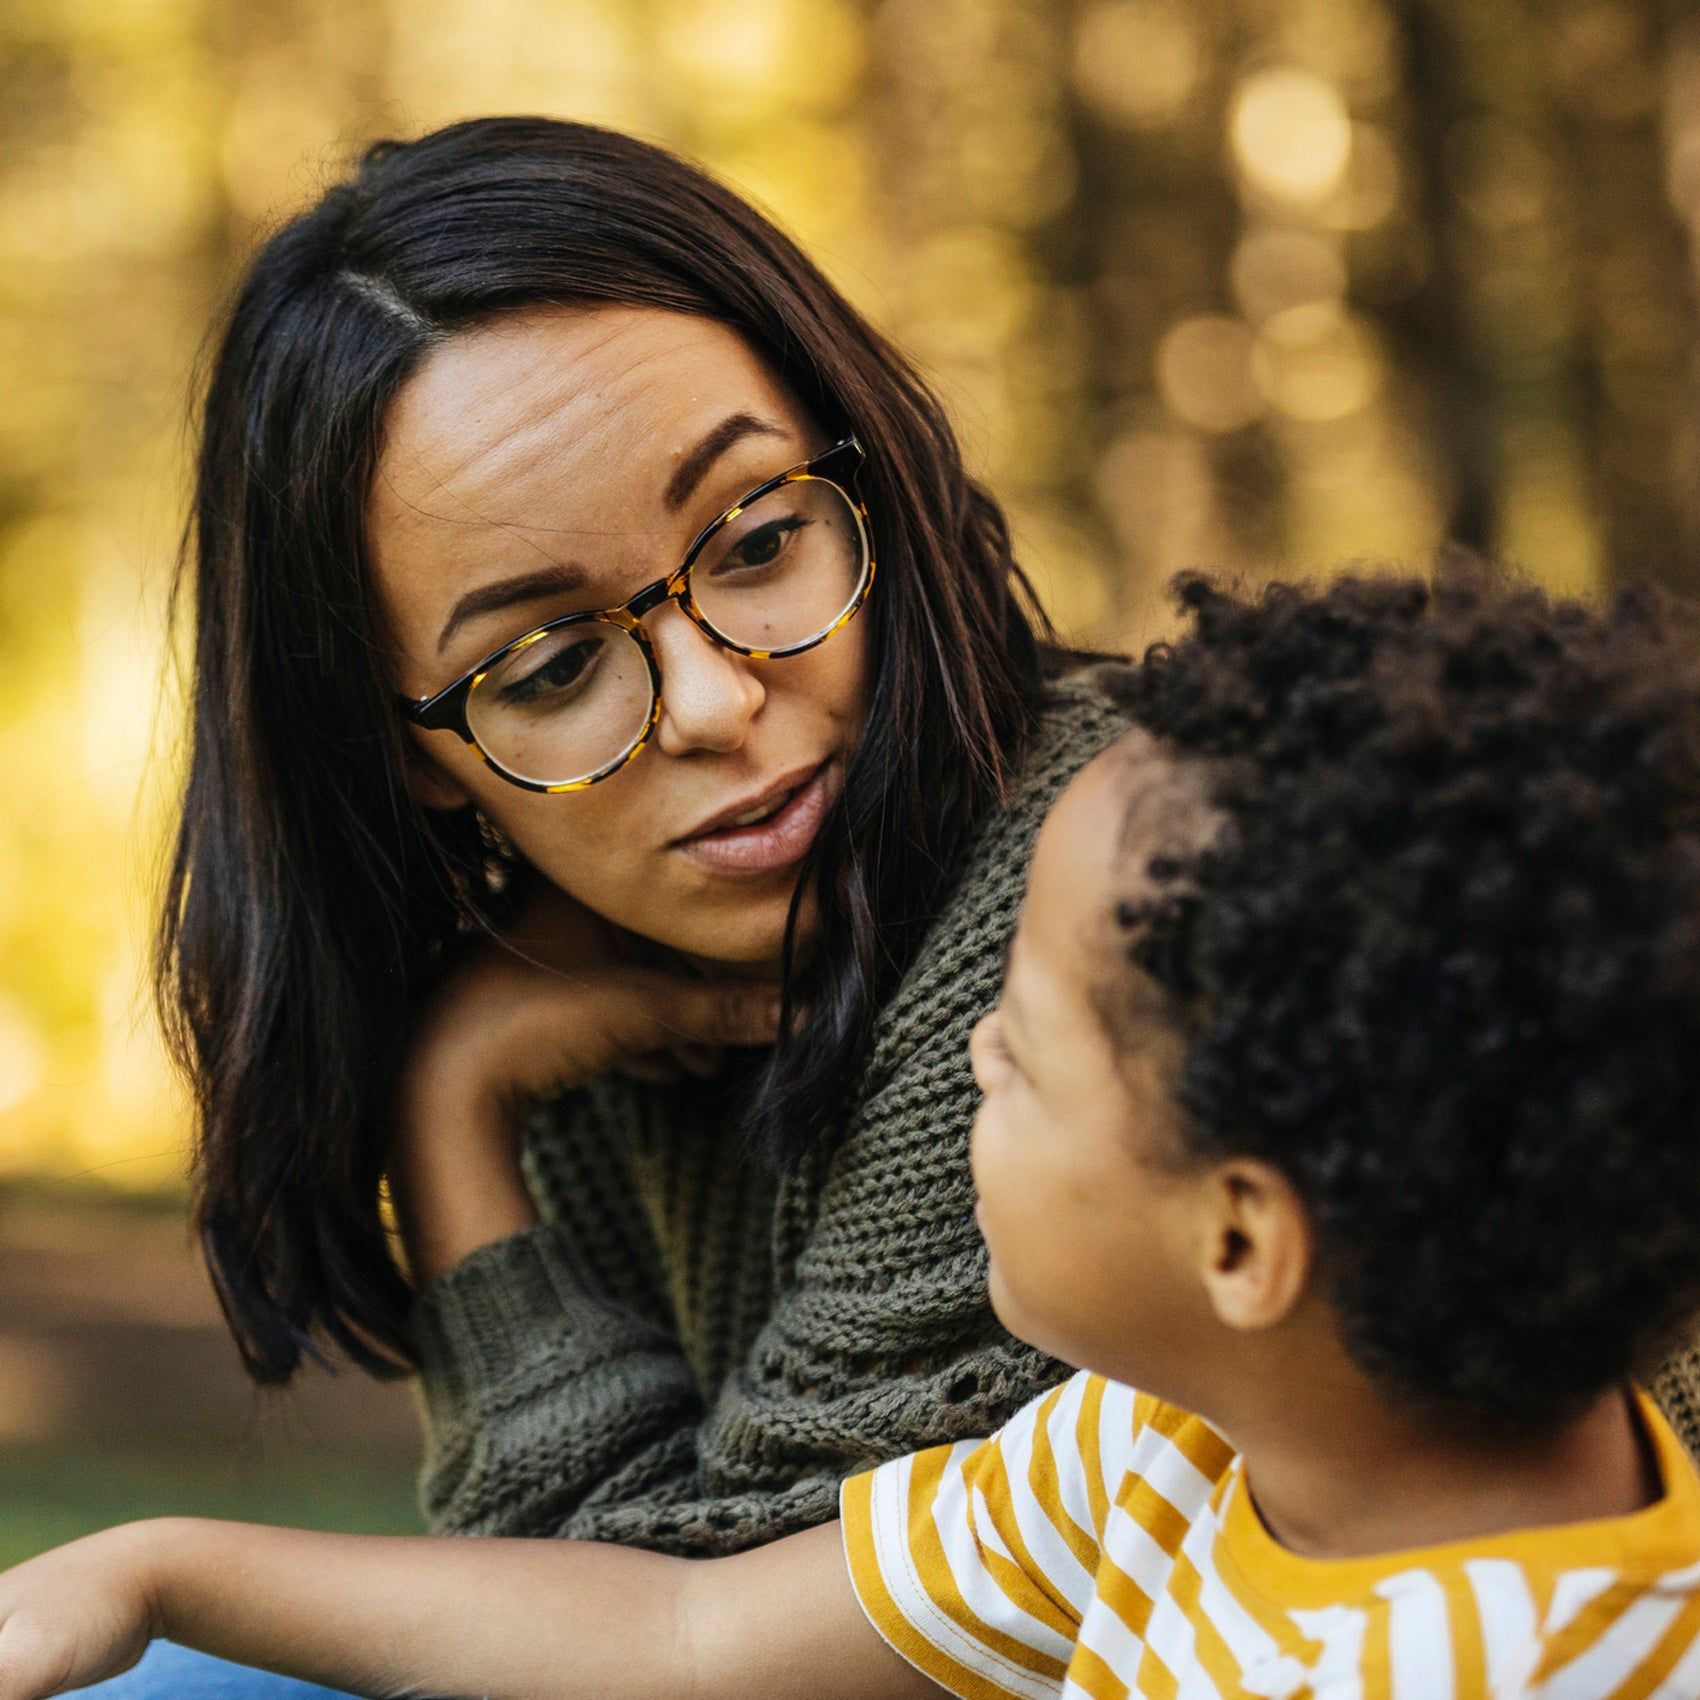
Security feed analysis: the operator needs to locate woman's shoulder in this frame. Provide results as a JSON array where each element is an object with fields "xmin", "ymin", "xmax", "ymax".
[
  {"xmin": 1026, "ymin": 655, "xmax": 1141, "ymax": 788},
  {"xmin": 968, "ymin": 656, "xmax": 1141, "ymax": 880},
  {"xmin": 849, "ymin": 658, "xmax": 1140, "ymax": 1091},
  {"xmin": 943, "ymin": 656, "xmax": 1143, "ymax": 937}
]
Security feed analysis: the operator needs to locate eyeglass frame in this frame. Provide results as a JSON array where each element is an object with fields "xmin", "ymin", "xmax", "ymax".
[{"xmin": 396, "ymin": 437, "xmax": 873, "ymax": 794}]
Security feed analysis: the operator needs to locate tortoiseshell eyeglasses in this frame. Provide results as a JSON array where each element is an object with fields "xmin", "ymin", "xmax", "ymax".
[{"xmin": 398, "ymin": 438, "xmax": 873, "ymax": 793}]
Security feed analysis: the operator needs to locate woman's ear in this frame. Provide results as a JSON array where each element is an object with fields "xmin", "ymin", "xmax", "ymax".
[
  {"xmin": 403, "ymin": 735, "xmax": 475, "ymax": 812},
  {"xmin": 1196, "ymin": 1160, "xmax": 1312, "ymax": 1333}
]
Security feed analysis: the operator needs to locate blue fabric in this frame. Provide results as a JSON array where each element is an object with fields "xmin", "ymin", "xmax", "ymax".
[{"xmin": 75, "ymin": 1641, "xmax": 357, "ymax": 1697}]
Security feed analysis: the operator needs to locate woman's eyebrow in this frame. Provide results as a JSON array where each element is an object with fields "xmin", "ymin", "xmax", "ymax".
[
  {"xmin": 438, "ymin": 561, "xmax": 588, "ymax": 655},
  {"xmin": 664, "ymin": 411, "xmax": 787, "ymax": 511},
  {"xmin": 435, "ymin": 415, "xmax": 788, "ymax": 656}
]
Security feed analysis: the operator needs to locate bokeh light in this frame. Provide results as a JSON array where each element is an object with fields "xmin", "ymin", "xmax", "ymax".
[
  {"xmin": 1253, "ymin": 302, "xmax": 1383, "ymax": 422},
  {"xmin": 1156, "ymin": 314, "xmax": 1265, "ymax": 433},
  {"xmin": 1231, "ymin": 68, "xmax": 1353, "ymax": 205},
  {"xmin": 1071, "ymin": 0, "xmax": 1202, "ymax": 129},
  {"xmin": 1231, "ymin": 226, "xmax": 1348, "ymax": 322}
]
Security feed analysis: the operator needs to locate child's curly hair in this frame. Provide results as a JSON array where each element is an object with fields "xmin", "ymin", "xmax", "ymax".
[{"xmin": 1117, "ymin": 565, "xmax": 1700, "ymax": 1431}]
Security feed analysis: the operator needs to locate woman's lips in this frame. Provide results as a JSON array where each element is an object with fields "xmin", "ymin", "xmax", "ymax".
[{"xmin": 673, "ymin": 765, "xmax": 831, "ymax": 875}]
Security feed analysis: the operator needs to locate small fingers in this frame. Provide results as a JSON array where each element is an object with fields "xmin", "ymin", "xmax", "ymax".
[{"xmin": 693, "ymin": 982, "xmax": 784, "ymax": 1050}]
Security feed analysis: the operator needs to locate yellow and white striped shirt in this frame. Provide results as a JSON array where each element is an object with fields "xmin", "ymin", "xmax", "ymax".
[{"xmin": 842, "ymin": 1370, "xmax": 1700, "ymax": 1698}]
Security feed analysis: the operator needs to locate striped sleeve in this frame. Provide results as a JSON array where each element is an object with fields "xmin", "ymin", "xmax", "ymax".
[{"xmin": 840, "ymin": 1372, "xmax": 1108, "ymax": 1700}]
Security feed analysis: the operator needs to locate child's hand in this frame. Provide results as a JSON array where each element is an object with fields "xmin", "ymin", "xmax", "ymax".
[{"xmin": 0, "ymin": 1524, "xmax": 159, "ymax": 1698}]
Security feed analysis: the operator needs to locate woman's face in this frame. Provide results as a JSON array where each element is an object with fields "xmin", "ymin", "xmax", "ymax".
[{"xmin": 367, "ymin": 304, "xmax": 870, "ymax": 971}]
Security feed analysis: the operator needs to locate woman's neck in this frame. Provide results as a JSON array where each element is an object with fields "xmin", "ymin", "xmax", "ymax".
[{"xmin": 681, "ymin": 950, "xmax": 786, "ymax": 982}]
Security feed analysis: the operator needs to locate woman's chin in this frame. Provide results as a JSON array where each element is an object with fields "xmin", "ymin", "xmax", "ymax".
[
  {"xmin": 691, "ymin": 884, "xmax": 822, "ymax": 973},
  {"xmin": 654, "ymin": 905, "xmax": 808, "ymax": 977}
]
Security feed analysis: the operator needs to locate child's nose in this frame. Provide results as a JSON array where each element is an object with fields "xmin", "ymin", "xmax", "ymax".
[{"xmin": 648, "ymin": 603, "xmax": 765, "ymax": 756}]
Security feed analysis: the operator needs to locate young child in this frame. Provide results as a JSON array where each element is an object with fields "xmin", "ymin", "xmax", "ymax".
[{"xmin": 5, "ymin": 568, "xmax": 1700, "ymax": 1699}]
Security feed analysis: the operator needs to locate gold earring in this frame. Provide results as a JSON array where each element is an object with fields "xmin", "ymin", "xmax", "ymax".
[{"xmin": 474, "ymin": 809, "xmax": 521, "ymax": 895}]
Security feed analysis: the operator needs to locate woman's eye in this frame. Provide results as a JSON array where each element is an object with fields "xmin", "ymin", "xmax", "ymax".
[
  {"xmin": 503, "ymin": 636, "xmax": 599, "ymax": 704},
  {"xmin": 722, "ymin": 516, "xmax": 807, "ymax": 573}
]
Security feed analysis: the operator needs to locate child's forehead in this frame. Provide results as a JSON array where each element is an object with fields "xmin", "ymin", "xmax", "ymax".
[
  {"xmin": 1036, "ymin": 734, "xmax": 1202, "ymax": 887},
  {"xmin": 1024, "ymin": 740, "xmax": 1177, "ymax": 951},
  {"xmin": 1018, "ymin": 733, "xmax": 1215, "ymax": 990}
]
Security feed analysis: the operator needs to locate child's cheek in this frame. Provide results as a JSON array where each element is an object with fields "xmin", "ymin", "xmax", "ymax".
[
  {"xmin": 976, "ymin": 1102, "xmax": 1053, "ymax": 1287},
  {"xmin": 968, "ymin": 1102, "xmax": 1016, "ymax": 1242}
]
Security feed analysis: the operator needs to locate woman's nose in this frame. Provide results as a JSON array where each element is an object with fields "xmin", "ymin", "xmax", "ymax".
[{"xmin": 647, "ymin": 603, "xmax": 765, "ymax": 756}]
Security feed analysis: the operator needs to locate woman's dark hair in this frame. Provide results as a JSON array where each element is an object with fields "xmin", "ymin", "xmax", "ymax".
[
  {"xmin": 156, "ymin": 117, "xmax": 1052, "ymax": 1384},
  {"xmin": 1113, "ymin": 567, "xmax": 1700, "ymax": 1429}
]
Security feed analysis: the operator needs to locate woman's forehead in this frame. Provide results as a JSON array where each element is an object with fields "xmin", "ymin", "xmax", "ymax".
[
  {"xmin": 363, "ymin": 304, "xmax": 811, "ymax": 668},
  {"xmin": 372, "ymin": 305, "xmax": 800, "ymax": 515}
]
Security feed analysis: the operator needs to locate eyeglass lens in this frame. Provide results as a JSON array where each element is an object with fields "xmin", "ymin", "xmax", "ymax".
[{"xmin": 464, "ymin": 476, "xmax": 868, "ymax": 787}]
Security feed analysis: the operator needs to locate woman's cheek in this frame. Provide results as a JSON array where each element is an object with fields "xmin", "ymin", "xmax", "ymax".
[{"xmin": 503, "ymin": 786, "xmax": 660, "ymax": 910}]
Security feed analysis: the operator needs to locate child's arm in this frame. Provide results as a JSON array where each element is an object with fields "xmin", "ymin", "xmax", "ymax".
[{"xmin": 0, "ymin": 1516, "xmax": 941, "ymax": 1700}]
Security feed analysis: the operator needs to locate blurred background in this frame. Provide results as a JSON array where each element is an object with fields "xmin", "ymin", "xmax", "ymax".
[{"xmin": 2, "ymin": 0, "xmax": 1699, "ymax": 1561}]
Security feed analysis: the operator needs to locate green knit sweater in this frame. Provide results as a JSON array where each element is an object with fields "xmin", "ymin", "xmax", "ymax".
[{"xmin": 409, "ymin": 666, "xmax": 1140, "ymax": 1555}]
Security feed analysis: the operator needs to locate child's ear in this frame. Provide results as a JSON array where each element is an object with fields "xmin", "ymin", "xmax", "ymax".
[{"xmin": 1196, "ymin": 1160, "xmax": 1312, "ymax": 1332}]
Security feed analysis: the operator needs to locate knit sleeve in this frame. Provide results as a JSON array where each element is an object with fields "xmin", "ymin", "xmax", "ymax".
[
  {"xmin": 553, "ymin": 932, "xmax": 1074, "ymax": 1557},
  {"xmin": 409, "ymin": 1084, "xmax": 704, "ymax": 1539}
]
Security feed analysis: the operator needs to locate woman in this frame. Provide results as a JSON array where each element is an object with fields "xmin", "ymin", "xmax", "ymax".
[{"xmin": 97, "ymin": 117, "xmax": 1137, "ymax": 1693}]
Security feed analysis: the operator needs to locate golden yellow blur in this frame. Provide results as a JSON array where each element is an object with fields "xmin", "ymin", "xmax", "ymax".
[{"xmin": 4, "ymin": 0, "xmax": 1700, "ymax": 1193}]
